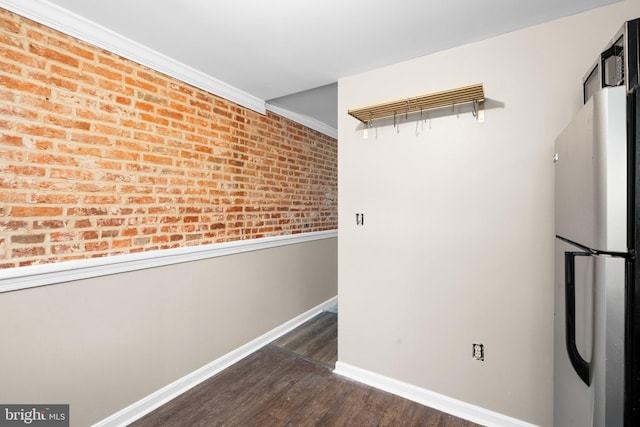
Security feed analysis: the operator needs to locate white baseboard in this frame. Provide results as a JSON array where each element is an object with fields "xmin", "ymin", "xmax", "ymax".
[
  {"xmin": 93, "ymin": 296, "xmax": 338, "ymax": 427},
  {"xmin": 333, "ymin": 362, "xmax": 538, "ymax": 427}
]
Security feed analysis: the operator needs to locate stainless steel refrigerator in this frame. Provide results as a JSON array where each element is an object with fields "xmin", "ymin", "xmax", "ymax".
[{"xmin": 554, "ymin": 18, "xmax": 640, "ymax": 427}]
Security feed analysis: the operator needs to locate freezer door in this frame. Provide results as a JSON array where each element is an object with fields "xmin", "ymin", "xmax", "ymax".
[
  {"xmin": 554, "ymin": 86, "xmax": 627, "ymax": 252},
  {"xmin": 555, "ymin": 97, "xmax": 596, "ymax": 247}
]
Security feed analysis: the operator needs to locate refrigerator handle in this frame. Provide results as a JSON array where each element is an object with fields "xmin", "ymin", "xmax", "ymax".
[{"xmin": 564, "ymin": 251, "xmax": 592, "ymax": 386}]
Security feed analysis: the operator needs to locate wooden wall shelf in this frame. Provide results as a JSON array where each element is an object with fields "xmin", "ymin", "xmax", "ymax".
[{"xmin": 348, "ymin": 83, "xmax": 485, "ymax": 124}]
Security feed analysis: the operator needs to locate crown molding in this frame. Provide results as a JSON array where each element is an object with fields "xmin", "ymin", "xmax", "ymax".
[
  {"xmin": 0, "ymin": 0, "xmax": 266, "ymax": 114},
  {"xmin": 266, "ymin": 103, "xmax": 338, "ymax": 139}
]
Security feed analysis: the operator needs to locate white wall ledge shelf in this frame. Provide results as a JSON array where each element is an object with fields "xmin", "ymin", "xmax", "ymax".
[{"xmin": 0, "ymin": 230, "xmax": 337, "ymax": 293}]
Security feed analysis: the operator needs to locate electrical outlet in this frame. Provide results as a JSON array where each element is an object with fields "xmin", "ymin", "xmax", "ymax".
[{"xmin": 472, "ymin": 343, "xmax": 484, "ymax": 361}]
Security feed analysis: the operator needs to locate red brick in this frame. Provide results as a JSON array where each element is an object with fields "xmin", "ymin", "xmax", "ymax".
[
  {"xmin": 137, "ymin": 70, "xmax": 168, "ymax": 87},
  {"xmin": 137, "ymin": 92, "xmax": 167, "ymax": 105},
  {"xmin": 135, "ymin": 101, "xmax": 155, "ymax": 112},
  {"xmin": 29, "ymin": 71, "xmax": 78, "ymax": 92},
  {"xmin": 74, "ymin": 219, "xmax": 93, "ymax": 228},
  {"xmin": 143, "ymin": 154, "xmax": 173, "ymax": 166},
  {"xmin": 11, "ymin": 206, "xmax": 63, "ymax": 217},
  {"xmin": 81, "ymin": 230, "xmax": 99, "ymax": 239},
  {"xmin": 127, "ymin": 196, "xmax": 155, "ymax": 204},
  {"xmin": 121, "ymin": 228, "xmax": 138, "ymax": 237},
  {"xmin": 52, "ymin": 244, "xmax": 81, "ymax": 254},
  {"xmin": 0, "ymin": 105, "xmax": 38, "ymax": 122},
  {"xmin": 28, "ymin": 153, "xmax": 77, "ymax": 167},
  {"xmin": 50, "ymin": 232, "xmax": 75, "ymax": 242},
  {"xmin": 125, "ymin": 76, "xmax": 158, "ymax": 93},
  {"xmin": 105, "ymin": 149, "xmax": 139, "ymax": 162},
  {"xmin": 0, "ymin": 74, "xmax": 51, "ymax": 97},
  {"xmin": 13, "ymin": 247, "xmax": 46, "ymax": 257},
  {"xmin": 3, "ymin": 165, "xmax": 46, "ymax": 178},
  {"xmin": 112, "ymin": 238, "xmax": 132, "ymax": 249},
  {"xmin": 98, "ymin": 54, "xmax": 134, "ymax": 74},
  {"xmin": 94, "ymin": 124, "xmax": 130, "ymax": 138},
  {"xmin": 21, "ymin": 94, "xmax": 74, "ymax": 115},
  {"xmin": 29, "ymin": 43, "xmax": 79, "ymax": 67},
  {"xmin": 49, "ymin": 37, "xmax": 95, "ymax": 60},
  {"xmin": 83, "ymin": 63, "xmax": 122, "ymax": 81},
  {"xmin": 83, "ymin": 195, "xmax": 119, "ymax": 204},
  {"xmin": 98, "ymin": 79, "xmax": 133, "ymax": 96},
  {"xmin": 44, "ymin": 115, "xmax": 91, "ymax": 130},
  {"xmin": 0, "ymin": 9, "xmax": 338, "ymax": 267},
  {"xmin": 31, "ymin": 193, "xmax": 79, "ymax": 204},
  {"xmin": 25, "ymin": 28, "xmax": 48, "ymax": 43},
  {"xmin": 85, "ymin": 241, "xmax": 109, "ymax": 252},
  {"xmin": 120, "ymin": 119, "xmax": 148, "ymax": 131},
  {"xmin": 97, "ymin": 218, "xmax": 125, "ymax": 227},
  {"xmin": 0, "ymin": 57, "xmax": 21, "ymax": 77},
  {"xmin": 115, "ymin": 96, "xmax": 131, "ymax": 106},
  {"xmin": 140, "ymin": 113, "xmax": 169, "ymax": 126},
  {"xmin": 0, "ymin": 16, "xmax": 20, "ymax": 34},
  {"xmin": 33, "ymin": 220, "xmax": 66, "ymax": 229},
  {"xmin": 0, "ymin": 220, "xmax": 28, "ymax": 231},
  {"xmin": 17, "ymin": 124, "xmax": 67, "ymax": 139},
  {"xmin": 75, "ymin": 108, "xmax": 118, "ymax": 124},
  {"xmin": 0, "ymin": 134, "xmax": 22, "ymax": 146},
  {"xmin": 0, "ymin": 46, "xmax": 47, "ymax": 69},
  {"xmin": 70, "ymin": 133, "xmax": 112, "ymax": 146},
  {"xmin": 49, "ymin": 169, "xmax": 95, "ymax": 181}
]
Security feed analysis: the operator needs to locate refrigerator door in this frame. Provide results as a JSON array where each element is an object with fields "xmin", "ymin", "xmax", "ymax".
[
  {"xmin": 555, "ymin": 86, "xmax": 627, "ymax": 252},
  {"xmin": 554, "ymin": 239, "xmax": 594, "ymax": 426},
  {"xmin": 554, "ymin": 85, "xmax": 627, "ymax": 426},
  {"xmin": 592, "ymin": 254, "xmax": 625, "ymax": 427},
  {"xmin": 554, "ymin": 240, "xmax": 625, "ymax": 427},
  {"xmin": 627, "ymin": 83, "xmax": 640, "ymax": 426}
]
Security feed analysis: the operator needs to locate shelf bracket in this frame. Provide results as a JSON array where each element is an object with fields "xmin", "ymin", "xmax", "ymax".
[{"xmin": 476, "ymin": 100, "xmax": 485, "ymax": 123}]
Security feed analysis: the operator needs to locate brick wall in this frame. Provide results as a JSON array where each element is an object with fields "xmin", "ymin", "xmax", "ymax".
[{"xmin": 0, "ymin": 9, "xmax": 338, "ymax": 269}]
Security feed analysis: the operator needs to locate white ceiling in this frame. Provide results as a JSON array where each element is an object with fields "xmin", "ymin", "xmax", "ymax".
[{"xmin": 14, "ymin": 0, "xmax": 622, "ymax": 132}]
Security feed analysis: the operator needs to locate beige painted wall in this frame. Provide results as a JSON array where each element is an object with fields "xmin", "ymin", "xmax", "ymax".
[
  {"xmin": 0, "ymin": 237, "xmax": 337, "ymax": 426},
  {"xmin": 337, "ymin": 1, "xmax": 640, "ymax": 426}
]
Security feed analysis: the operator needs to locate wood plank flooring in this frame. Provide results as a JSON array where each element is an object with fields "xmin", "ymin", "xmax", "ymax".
[
  {"xmin": 271, "ymin": 311, "xmax": 338, "ymax": 368},
  {"xmin": 130, "ymin": 311, "xmax": 483, "ymax": 427}
]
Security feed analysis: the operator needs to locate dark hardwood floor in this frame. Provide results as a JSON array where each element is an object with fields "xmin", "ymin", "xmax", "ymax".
[
  {"xmin": 130, "ymin": 311, "xmax": 482, "ymax": 427},
  {"xmin": 271, "ymin": 311, "xmax": 338, "ymax": 368}
]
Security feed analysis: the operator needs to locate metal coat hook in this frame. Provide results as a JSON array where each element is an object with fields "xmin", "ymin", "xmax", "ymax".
[
  {"xmin": 394, "ymin": 111, "xmax": 397, "ymax": 128},
  {"xmin": 452, "ymin": 101, "xmax": 455, "ymax": 112},
  {"xmin": 405, "ymin": 101, "xmax": 409, "ymax": 120},
  {"xmin": 472, "ymin": 99, "xmax": 478, "ymax": 117},
  {"xmin": 368, "ymin": 112, "xmax": 373, "ymax": 128}
]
